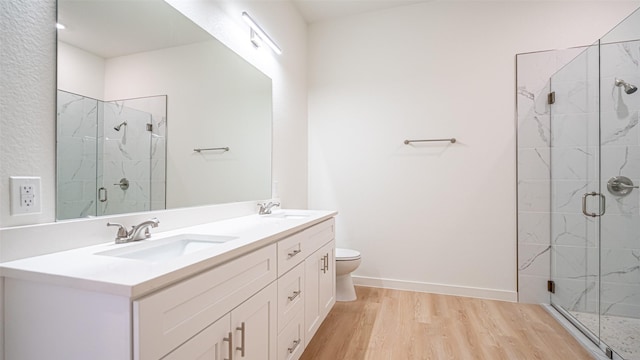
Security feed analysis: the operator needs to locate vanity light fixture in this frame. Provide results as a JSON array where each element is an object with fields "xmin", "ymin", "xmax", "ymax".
[{"xmin": 241, "ymin": 12, "xmax": 282, "ymax": 55}]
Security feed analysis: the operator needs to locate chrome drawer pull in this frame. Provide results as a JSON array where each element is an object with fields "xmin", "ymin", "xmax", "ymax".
[
  {"xmin": 288, "ymin": 290, "xmax": 301, "ymax": 301},
  {"xmin": 223, "ymin": 332, "xmax": 233, "ymax": 360},
  {"xmin": 287, "ymin": 249, "xmax": 301, "ymax": 258},
  {"xmin": 288, "ymin": 339, "xmax": 301, "ymax": 353}
]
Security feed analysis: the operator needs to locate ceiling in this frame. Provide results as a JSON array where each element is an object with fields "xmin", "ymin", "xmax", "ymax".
[
  {"xmin": 292, "ymin": 0, "xmax": 430, "ymax": 23},
  {"xmin": 57, "ymin": 0, "xmax": 430, "ymax": 59},
  {"xmin": 58, "ymin": 0, "xmax": 213, "ymax": 59}
]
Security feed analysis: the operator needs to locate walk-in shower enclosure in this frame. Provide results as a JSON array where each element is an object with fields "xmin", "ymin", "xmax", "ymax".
[
  {"xmin": 517, "ymin": 7, "xmax": 640, "ymax": 360},
  {"xmin": 56, "ymin": 92, "xmax": 167, "ymax": 220}
]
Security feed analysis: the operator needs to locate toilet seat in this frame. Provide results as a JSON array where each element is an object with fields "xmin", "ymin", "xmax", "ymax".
[{"xmin": 336, "ymin": 248, "xmax": 361, "ymax": 261}]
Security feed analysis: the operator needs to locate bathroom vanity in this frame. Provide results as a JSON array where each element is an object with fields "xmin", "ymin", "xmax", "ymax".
[{"xmin": 1, "ymin": 210, "xmax": 336, "ymax": 360}]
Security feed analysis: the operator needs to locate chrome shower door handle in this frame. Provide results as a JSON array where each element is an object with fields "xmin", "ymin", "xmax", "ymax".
[
  {"xmin": 98, "ymin": 187, "xmax": 107, "ymax": 202},
  {"xmin": 597, "ymin": 193, "xmax": 606, "ymax": 217},
  {"xmin": 582, "ymin": 192, "xmax": 594, "ymax": 217},
  {"xmin": 582, "ymin": 192, "xmax": 606, "ymax": 217}
]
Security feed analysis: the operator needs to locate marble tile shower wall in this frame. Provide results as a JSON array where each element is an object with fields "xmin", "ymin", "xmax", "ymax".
[
  {"xmin": 518, "ymin": 42, "xmax": 640, "ymax": 318},
  {"xmin": 57, "ymin": 92, "xmax": 166, "ymax": 219},
  {"xmin": 599, "ymin": 40, "xmax": 640, "ymax": 318},
  {"xmin": 100, "ymin": 96, "xmax": 167, "ymax": 216},
  {"xmin": 57, "ymin": 91, "xmax": 99, "ymax": 219},
  {"xmin": 516, "ymin": 48, "xmax": 585, "ymax": 304}
]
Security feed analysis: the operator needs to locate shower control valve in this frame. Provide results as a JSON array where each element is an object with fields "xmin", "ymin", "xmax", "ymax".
[{"xmin": 607, "ymin": 176, "xmax": 638, "ymax": 196}]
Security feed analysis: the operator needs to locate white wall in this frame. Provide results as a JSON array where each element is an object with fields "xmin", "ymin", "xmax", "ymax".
[
  {"xmin": 308, "ymin": 1, "xmax": 639, "ymax": 301},
  {"xmin": 57, "ymin": 42, "xmax": 106, "ymax": 100}
]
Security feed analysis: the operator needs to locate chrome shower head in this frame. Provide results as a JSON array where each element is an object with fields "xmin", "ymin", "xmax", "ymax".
[
  {"xmin": 113, "ymin": 121, "xmax": 127, "ymax": 131},
  {"xmin": 615, "ymin": 78, "xmax": 638, "ymax": 95}
]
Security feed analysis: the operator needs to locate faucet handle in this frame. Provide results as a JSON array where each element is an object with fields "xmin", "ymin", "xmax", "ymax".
[
  {"xmin": 258, "ymin": 200, "xmax": 280, "ymax": 215},
  {"xmin": 107, "ymin": 222, "xmax": 129, "ymax": 238}
]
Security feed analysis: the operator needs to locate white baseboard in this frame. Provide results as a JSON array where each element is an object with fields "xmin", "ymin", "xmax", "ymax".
[{"xmin": 352, "ymin": 275, "xmax": 518, "ymax": 302}]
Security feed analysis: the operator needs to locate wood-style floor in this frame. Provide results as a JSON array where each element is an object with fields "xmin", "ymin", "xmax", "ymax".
[{"xmin": 300, "ymin": 286, "xmax": 592, "ymax": 360}]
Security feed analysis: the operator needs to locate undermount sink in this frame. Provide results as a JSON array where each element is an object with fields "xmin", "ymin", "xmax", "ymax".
[
  {"xmin": 265, "ymin": 212, "xmax": 310, "ymax": 220},
  {"xmin": 96, "ymin": 234, "xmax": 238, "ymax": 263}
]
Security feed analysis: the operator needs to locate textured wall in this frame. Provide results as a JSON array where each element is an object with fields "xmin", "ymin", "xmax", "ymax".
[{"xmin": 0, "ymin": 0, "xmax": 57, "ymax": 227}]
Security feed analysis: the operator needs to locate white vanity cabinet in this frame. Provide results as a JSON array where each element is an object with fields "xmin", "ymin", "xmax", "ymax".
[
  {"xmin": 162, "ymin": 313, "xmax": 231, "ymax": 360},
  {"xmin": 164, "ymin": 282, "xmax": 277, "ymax": 360},
  {"xmin": 2, "ymin": 213, "xmax": 337, "ymax": 360},
  {"xmin": 276, "ymin": 218, "xmax": 336, "ymax": 360},
  {"xmin": 135, "ymin": 244, "xmax": 277, "ymax": 359},
  {"xmin": 304, "ymin": 240, "xmax": 336, "ymax": 345}
]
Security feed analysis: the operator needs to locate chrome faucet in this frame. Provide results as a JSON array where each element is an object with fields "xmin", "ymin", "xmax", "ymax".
[
  {"xmin": 258, "ymin": 201, "xmax": 280, "ymax": 215},
  {"xmin": 107, "ymin": 218, "xmax": 160, "ymax": 244}
]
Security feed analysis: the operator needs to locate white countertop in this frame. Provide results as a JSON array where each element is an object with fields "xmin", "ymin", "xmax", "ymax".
[{"xmin": 0, "ymin": 209, "xmax": 337, "ymax": 299}]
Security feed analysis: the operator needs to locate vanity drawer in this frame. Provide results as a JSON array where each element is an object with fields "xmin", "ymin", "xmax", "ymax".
[
  {"xmin": 277, "ymin": 218, "xmax": 335, "ymax": 276},
  {"xmin": 277, "ymin": 309, "xmax": 305, "ymax": 360},
  {"xmin": 134, "ymin": 244, "xmax": 277, "ymax": 360},
  {"xmin": 277, "ymin": 262, "xmax": 305, "ymax": 332}
]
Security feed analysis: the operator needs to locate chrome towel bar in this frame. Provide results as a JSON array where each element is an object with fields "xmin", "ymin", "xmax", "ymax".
[
  {"xmin": 194, "ymin": 147, "xmax": 230, "ymax": 152},
  {"xmin": 404, "ymin": 138, "xmax": 456, "ymax": 144}
]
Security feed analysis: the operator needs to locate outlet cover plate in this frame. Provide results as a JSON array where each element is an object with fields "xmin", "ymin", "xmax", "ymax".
[{"xmin": 10, "ymin": 176, "xmax": 41, "ymax": 215}]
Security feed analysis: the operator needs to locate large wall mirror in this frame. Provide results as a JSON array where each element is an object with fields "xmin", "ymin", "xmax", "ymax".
[{"xmin": 56, "ymin": 0, "xmax": 272, "ymax": 220}]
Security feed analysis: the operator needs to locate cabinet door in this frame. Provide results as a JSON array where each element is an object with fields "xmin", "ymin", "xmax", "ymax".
[
  {"xmin": 231, "ymin": 282, "xmax": 277, "ymax": 360},
  {"xmin": 303, "ymin": 240, "xmax": 335, "ymax": 345},
  {"xmin": 318, "ymin": 241, "xmax": 336, "ymax": 319},
  {"xmin": 163, "ymin": 314, "xmax": 231, "ymax": 360},
  {"xmin": 135, "ymin": 245, "xmax": 276, "ymax": 360}
]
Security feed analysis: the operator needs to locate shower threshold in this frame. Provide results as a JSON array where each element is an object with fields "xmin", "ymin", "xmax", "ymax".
[
  {"xmin": 543, "ymin": 304, "xmax": 638, "ymax": 360},
  {"xmin": 572, "ymin": 311, "xmax": 640, "ymax": 360}
]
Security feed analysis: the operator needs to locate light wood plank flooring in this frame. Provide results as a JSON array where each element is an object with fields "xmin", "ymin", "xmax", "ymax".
[{"xmin": 301, "ymin": 286, "xmax": 592, "ymax": 360}]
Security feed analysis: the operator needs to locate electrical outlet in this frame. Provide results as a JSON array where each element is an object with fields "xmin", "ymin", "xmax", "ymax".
[{"xmin": 10, "ymin": 176, "xmax": 41, "ymax": 215}]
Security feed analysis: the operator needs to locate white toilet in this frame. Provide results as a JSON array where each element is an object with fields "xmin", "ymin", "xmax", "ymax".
[{"xmin": 335, "ymin": 248, "xmax": 361, "ymax": 301}]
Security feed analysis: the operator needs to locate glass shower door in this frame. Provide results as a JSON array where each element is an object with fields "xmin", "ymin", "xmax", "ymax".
[
  {"xmin": 98, "ymin": 99, "xmax": 154, "ymax": 216},
  {"xmin": 598, "ymin": 36, "xmax": 640, "ymax": 360},
  {"xmin": 549, "ymin": 42, "xmax": 602, "ymax": 343},
  {"xmin": 56, "ymin": 90, "xmax": 99, "ymax": 220}
]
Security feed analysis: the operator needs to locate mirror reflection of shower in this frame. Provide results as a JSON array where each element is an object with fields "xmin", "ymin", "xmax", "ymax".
[
  {"xmin": 56, "ymin": 90, "xmax": 167, "ymax": 220},
  {"xmin": 615, "ymin": 78, "xmax": 638, "ymax": 94},
  {"xmin": 113, "ymin": 121, "xmax": 127, "ymax": 131}
]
